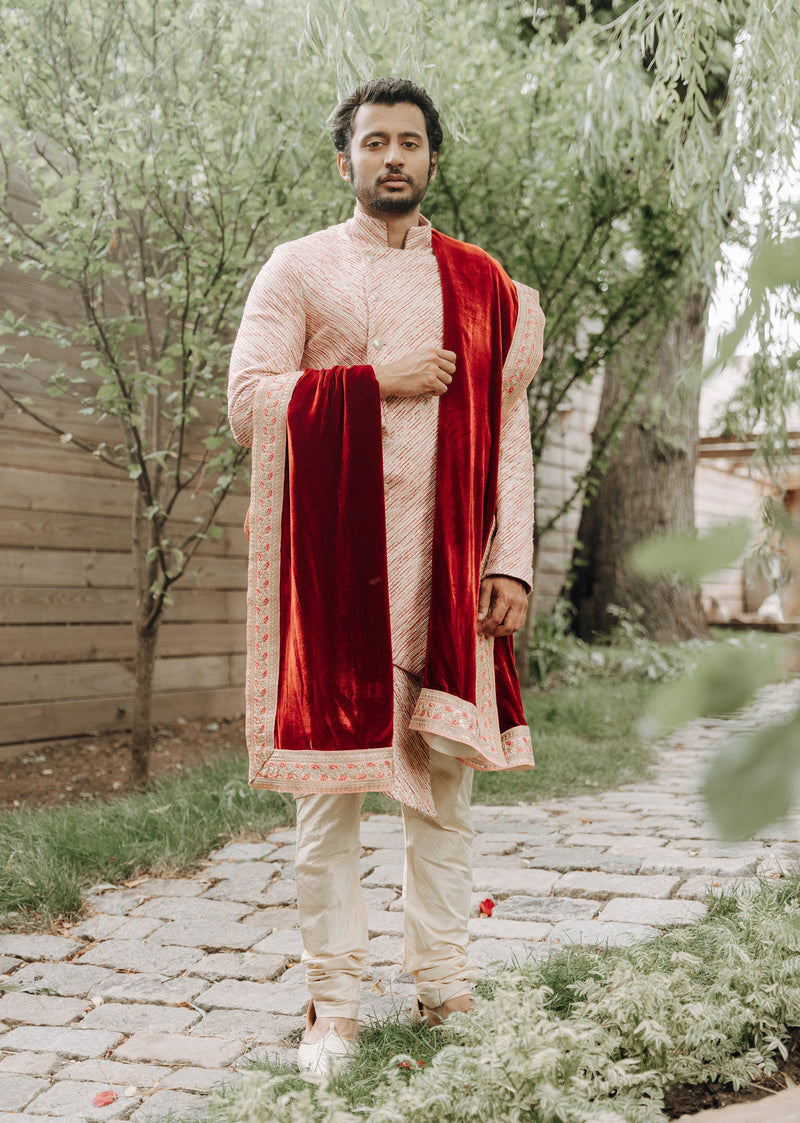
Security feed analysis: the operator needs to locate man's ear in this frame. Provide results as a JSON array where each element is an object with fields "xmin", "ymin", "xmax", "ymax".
[
  {"xmin": 337, "ymin": 152, "xmax": 351, "ymax": 181},
  {"xmin": 428, "ymin": 152, "xmax": 438, "ymax": 183}
]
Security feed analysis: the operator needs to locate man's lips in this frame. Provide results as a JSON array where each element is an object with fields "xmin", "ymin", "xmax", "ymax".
[{"xmin": 379, "ymin": 175, "xmax": 409, "ymax": 185}]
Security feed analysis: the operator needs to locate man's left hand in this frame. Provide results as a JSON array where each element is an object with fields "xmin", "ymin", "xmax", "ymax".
[{"xmin": 477, "ymin": 575, "xmax": 528, "ymax": 637}]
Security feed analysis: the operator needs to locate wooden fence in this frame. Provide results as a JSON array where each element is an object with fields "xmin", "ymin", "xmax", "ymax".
[{"xmin": 0, "ymin": 227, "xmax": 249, "ymax": 758}]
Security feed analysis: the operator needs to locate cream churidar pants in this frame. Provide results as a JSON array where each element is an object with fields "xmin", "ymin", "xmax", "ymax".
[{"xmin": 294, "ymin": 694, "xmax": 478, "ymax": 1019}]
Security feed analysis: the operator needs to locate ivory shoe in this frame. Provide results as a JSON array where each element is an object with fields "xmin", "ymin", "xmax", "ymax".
[
  {"xmin": 297, "ymin": 1001, "xmax": 357, "ymax": 1077},
  {"xmin": 297, "ymin": 1027, "xmax": 357, "ymax": 1076}
]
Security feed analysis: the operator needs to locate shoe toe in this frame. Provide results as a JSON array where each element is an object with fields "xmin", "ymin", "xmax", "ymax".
[{"xmin": 297, "ymin": 1029, "xmax": 357, "ymax": 1076}]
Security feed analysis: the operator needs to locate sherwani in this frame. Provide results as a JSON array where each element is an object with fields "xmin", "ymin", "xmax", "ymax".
[{"xmin": 228, "ymin": 209, "xmax": 543, "ymax": 1017}]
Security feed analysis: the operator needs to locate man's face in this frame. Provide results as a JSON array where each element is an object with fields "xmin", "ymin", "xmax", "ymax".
[{"xmin": 338, "ymin": 101, "xmax": 437, "ymax": 218}]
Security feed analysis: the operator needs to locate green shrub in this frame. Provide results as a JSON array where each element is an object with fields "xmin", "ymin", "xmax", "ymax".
[{"xmin": 204, "ymin": 879, "xmax": 800, "ymax": 1123}]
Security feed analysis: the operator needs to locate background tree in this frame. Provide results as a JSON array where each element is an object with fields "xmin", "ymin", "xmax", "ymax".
[
  {"xmin": 0, "ymin": 0, "xmax": 335, "ymax": 782},
  {"xmin": 564, "ymin": 0, "xmax": 800, "ymax": 640}
]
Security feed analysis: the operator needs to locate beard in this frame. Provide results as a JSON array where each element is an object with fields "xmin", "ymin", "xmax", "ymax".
[{"xmin": 351, "ymin": 170, "xmax": 430, "ymax": 215}]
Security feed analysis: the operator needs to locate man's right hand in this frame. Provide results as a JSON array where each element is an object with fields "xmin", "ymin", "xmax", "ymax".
[{"xmin": 373, "ymin": 348, "xmax": 456, "ymax": 399}]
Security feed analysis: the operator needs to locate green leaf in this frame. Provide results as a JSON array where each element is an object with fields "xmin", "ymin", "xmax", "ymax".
[
  {"xmin": 629, "ymin": 519, "xmax": 751, "ymax": 583},
  {"xmin": 750, "ymin": 237, "xmax": 800, "ymax": 292},
  {"xmin": 640, "ymin": 638, "xmax": 784, "ymax": 737},
  {"xmin": 702, "ymin": 712, "xmax": 800, "ymax": 839}
]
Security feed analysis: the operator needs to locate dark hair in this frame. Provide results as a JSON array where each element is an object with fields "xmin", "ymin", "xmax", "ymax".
[{"xmin": 330, "ymin": 77, "xmax": 443, "ymax": 158}]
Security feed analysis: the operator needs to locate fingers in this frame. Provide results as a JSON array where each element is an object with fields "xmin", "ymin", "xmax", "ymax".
[
  {"xmin": 430, "ymin": 370, "xmax": 453, "ymax": 395},
  {"xmin": 477, "ymin": 579, "xmax": 492, "ymax": 623},
  {"xmin": 477, "ymin": 578, "xmax": 528, "ymax": 637},
  {"xmin": 429, "ymin": 351, "xmax": 454, "ymax": 395},
  {"xmin": 437, "ymin": 349, "xmax": 457, "ymax": 374}
]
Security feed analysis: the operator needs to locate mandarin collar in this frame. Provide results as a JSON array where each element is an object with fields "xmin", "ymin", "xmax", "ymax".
[{"xmin": 347, "ymin": 208, "xmax": 433, "ymax": 251}]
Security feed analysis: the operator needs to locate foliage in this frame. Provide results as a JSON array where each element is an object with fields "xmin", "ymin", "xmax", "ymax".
[
  {"xmin": 0, "ymin": 0, "xmax": 333, "ymax": 609},
  {"xmin": 528, "ymin": 602, "xmax": 700, "ymax": 687},
  {"xmin": 632, "ymin": 235, "xmax": 800, "ymax": 837},
  {"xmin": 0, "ymin": 753, "xmax": 294, "ymax": 930},
  {"xmin": 203, "ymin": 878, "xmax": 800, "ymax": 1123}
]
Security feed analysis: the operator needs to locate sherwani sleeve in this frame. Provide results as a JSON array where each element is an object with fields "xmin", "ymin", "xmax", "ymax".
[
  {"xmin": 483, "ymin": 392, "xmax": 535, "ymax": 591},
  {"xmin": 228, "ymin": 246, "xmax": 307, "ymax": 448}
]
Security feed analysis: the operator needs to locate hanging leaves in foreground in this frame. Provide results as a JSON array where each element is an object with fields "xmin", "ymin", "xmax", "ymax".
[
  {"xmin": 639, "ymin": 637, "xmax": 786, "ymax": 738},
  {"xmin": 702, "ymin": 716, "xmax": 800, "ymax": 840},
  {"xmin": 628, "ymin": 519, "xmax": 751, "ymax": 585}
]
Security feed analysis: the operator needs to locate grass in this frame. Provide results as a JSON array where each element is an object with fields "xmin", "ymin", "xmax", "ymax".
[
  {"xmin": 0, "ymin": 754, "xmax": 293, "ymax": 930},
  {"xmin": 0, "ymin": 641, "xmax": 680, "ymax": 930},
  {"xmin": 474, "ymin": 677, "xmax": 653, "ymax": 802},
  {"xmin": 201, "ymin": 877, "xmax": 800, "ymax": 1123}
]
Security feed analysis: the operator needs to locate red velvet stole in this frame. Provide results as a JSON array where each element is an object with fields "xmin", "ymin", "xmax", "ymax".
[
  {"xmin": 272, "ymin": 232, "xmax": 525, "ymax": 757},
  {"xmin": 274, "ymin": 367, "xmax": 394, "ymax": 753},
  {"xmin": 427, "ymin": 231, "xmax": 526, "ymax": 736}
]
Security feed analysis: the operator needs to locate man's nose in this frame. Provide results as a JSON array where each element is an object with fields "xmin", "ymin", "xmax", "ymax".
[{"xmin": 384, "ymin": 143, "xmax": 404, "ymax": 166}]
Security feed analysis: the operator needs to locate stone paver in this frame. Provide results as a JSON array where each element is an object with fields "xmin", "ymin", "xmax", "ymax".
[
  {"xmin": 114, "ymin": 1033, "xmax": 244, "ymax": 1068},
  {"xmin": 156, "ymin": 1066, "xmax": 234, "ymax": 1091},
  {"xmin": 189, "ymin": 1009, "xmax": 298, "ymax": 1044},
  {"xmin": 194, "ymin": 979, "xmax": 308, "ymax": 1016},
  {"xmin": 53, "ymin": 1060, "xmax": 170, "ymax": 1087},
  {"xmin": 26, "ymin": 1082, "xmax": 138, "ymax": 1120},
  {"xmin": 92, "ymin": 972, "xmax": 209, "ymax": 1006},
  {"xmin": 9, "ymin": 963, "xmax": 117, "ymax": 997},
  {"xmin": 148, "ymin": 919, "xmax": 271, "ymax": 950},
  {"xmin": 472, "ymin": 867, "xmax": 560, "ymax": 896},
  {"xmin": 2, "ymin": 678, "xmax": 799, "ymax": 1120},
  {"xmin": 553, "ymin": 870, "xmax": 681, "ymax": 900},
  {"xmin": 187, "ymin": 951, "xmax": 285, "ymax": 981},
  {"xmin": 128, "ymin": 1090, "xmax": 206, "ymax": 1120},
  {"xmin": 77, "ymin": 1002, "xmax": 201, "ymax": 1034},
  {"xmin": 0, "ymin": 992, "xmax": 89, "ymax": 1026},
  {"xmin": 0, "ymin": 1027, "xmax": 124, "ymax": 1058},
  {"xmin": 494, "ymin": 895, "xmax": 600, "ymax": 922},
  {"xmin": 0, "ymin": 935, "xmax": 80, "ymax": 961},
  {"xmin": 0, "ymin": 1074, "xmax": 49, "ymax": 1111},
  {"xmin": 0, "ymin": 1052, "xmax": 62, "ymax": 1077},
  {"xmin": 597, "ymin": 897, "xmax": 708, "ymax": 927},
  {"xmin": 548, "ymin": 919, "xmax": 660, "ymax": 947},
  {"xmin": 75, "ymin": 940, "xmax": 204, "ymax": 974}
]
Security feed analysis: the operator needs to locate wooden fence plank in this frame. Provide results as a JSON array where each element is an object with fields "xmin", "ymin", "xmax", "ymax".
[
  {"xmin": 1, "ymin": 466, "xmax": 249, "ymax": 525},
  {"xmin": 0, "ymin": 686, "xmax": 245, "ymax": 753},
  {"xmin": 0, "ymin": 622, "xmax": 244, "ymax": 665},
  {"xmin": 0, "ymin": 548, "xmax": 247, "ymax": 589},
  {"xmin": 0, "ymin": 587, "xmax": 246, "ymax": 625},
  {"xmin": 0, "ymin": 509, "xmax": 247, "ymax": 556},
  {"xmin": 1, "ymin": 653, "xmax": 245, "ymax": 706}
]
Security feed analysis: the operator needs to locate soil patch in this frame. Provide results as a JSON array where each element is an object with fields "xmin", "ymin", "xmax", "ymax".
[
  {"xmin": 0, "ymin": 717, "xmax": 245, "ymax": 812},
  {"xmin": 663, "ymin": 1024, "xmax": 800, "ymax": 1118}
]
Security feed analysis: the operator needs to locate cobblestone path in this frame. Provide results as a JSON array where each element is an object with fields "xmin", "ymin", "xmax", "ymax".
[{"xmin": 2, "ymin": 680, "xmax": 800, "ymax": 1121}]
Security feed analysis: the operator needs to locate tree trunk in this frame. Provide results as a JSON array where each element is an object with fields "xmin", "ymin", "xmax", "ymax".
[
  {"xmin": 130, "ymin": 490, "xmax": 161, "ymax": 786},
  {"xmin": 569, "ymin": 293, "xmax": 710, "ymax": 643}
]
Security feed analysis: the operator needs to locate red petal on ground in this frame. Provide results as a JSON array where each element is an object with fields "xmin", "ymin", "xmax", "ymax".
[
  {"xmin": 93, "ymin": 1090, "xmax": 117, "ymax": 1107},
  {"xmin": 479, "ymin": 897, "xmax": 495, "ymax": 916}
]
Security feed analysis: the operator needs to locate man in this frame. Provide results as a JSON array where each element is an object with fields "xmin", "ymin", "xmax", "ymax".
[{"xmin": 228, "ymin": 77, "xmax": 544, "ymax": 1074}]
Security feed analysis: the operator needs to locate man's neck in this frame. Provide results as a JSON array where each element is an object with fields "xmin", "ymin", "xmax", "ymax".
[{"xmin": 356, "ymin": 202, "xmax": 420, "ymax": 249}]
